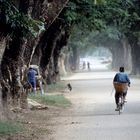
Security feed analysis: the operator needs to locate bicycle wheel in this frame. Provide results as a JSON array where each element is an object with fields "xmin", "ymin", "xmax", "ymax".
[
  {"xmin": 118, "ymin": 96, "xmax": 122, "ymax": 115},
  {"xmin": 118, "ymin": 103, "xmax": 121, "ymax": 115},
  {"xmin": 118, "ymin": 95, "xmax": 124, "ymax": 115}
]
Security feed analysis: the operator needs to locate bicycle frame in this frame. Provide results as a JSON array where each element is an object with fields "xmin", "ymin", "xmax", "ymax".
[{"xmin": 118, "ymin": 93, "xmax": 125, "ymax": 115}]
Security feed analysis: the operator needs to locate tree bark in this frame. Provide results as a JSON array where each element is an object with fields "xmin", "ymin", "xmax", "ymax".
[
  {"xmin": 120, "ymin": 37, "xmax": 132, "ymax": 71},
  {"xmin": 59, "ymin": 52, "xmax": 67, "ymax": 76},
  {"xmin": 71, "ymin": 46, "xmax": 80, "ymax": 71},
  {"xmin": 36, "ymin": 19, "xmax": 68, "ymax": 84},
  {"xmin": 1, "ymin": 30, "xmax": 26, "ymax": 106},
  {"xmin": 128, "ymin": 36, "xmax": 140, "ymax": 75},
  {"xmin": 111, "ymin": 47, "xmax": 125, "ymax": 70},
  {"xmin": 109, "ymin": 39, "xmax": 131, "ymax": 71}
]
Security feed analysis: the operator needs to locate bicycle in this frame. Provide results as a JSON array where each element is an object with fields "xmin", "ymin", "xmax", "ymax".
[
  {"xmin": 118, "ymin": 92, "xmax": 125, "ymax": 114},
  {"xmin": 113, "ymin": 82, "xmax": 128, "ymax": 115}
]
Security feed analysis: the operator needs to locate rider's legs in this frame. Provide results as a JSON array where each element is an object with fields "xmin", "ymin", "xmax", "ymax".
[{"xmin": 123, "ymin": 91, "xmax": 127, "ymax": 102}]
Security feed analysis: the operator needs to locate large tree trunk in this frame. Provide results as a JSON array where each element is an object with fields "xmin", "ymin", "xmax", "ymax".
[
  {"xmin": 0, "ymin": 38, "xmax": 8, "ymax": 120},
  {"xmin": 47, "ymin": 28, "xmax": 70, "ymax": 84},
  {"xmin": 59, "ymin": 52, "xmax": 67, "ymax": 76},
  {"xmin": 71, "ymin": 46, "xmax": 80, "ymax": 71},
  {"xmin": 110, "ymin": 39, "xmax": 131, "ymax": 71},
  {"xmin": 121, "ymin": 37, "xmax": 132, "ymax": 71},
  {"xmin": 35, "ymin": 19, "xmax": 69, "ymax": 84},
  {"xmin": 131, "ymin": 45, "xmax": 140, "ymax": 75},
  {"xmin": 52, "ymin": 29, "xmax": 70, "ymax": 82},
  {"xmin": 1, "ymin": 30, "xmax": 26, "ymax": 117},
  {"xmin": 40, "ymin": 25, "xmax": 62, "ymax": 84},
  {"xmin": 128, "ymin": 36, "xmax": 140, "ymax": 75},
  {"xmin": 65, "ymin": 52, "xmax": 72, "ymax": 73},
  {"xmin": 111, "ymin": 46, "xmax": 124, "ymax": 70},
  {"xmin": 0, "ymin": 0, "xmax": 28, "ymax": 119}
]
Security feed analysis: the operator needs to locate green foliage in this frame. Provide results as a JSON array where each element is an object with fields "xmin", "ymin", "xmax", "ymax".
[
  {"xmin": 105, "ymin": 0, "xmax": 140, "ymax": 35},
  {"xmin": 102, "ymin": 27, "xmax": 121, "ymax": 40},
  {"xmin": 64, "ymin": 0, "xmax": 140, "ymax": 35},
  {"xmin": 0, "ymin": 121, "xmax": 23, "ymax": 134},
  {"xmin": 64, "ymin": 2, "xmax": 77, "ymax": 22},
  {"xmin": 29, "ymin": 94, "xmax": 71, "ymax": 108},
  {"xmin": 66, "ymin": 0, "xmax": 140, "ymax": 53},
  {"xmin": 63, "ymin": 0, "xmax": 107, "ymax": 31},
  {"xmin": 0, "ymin": 0, "xmax": 45, "ymax": 37}
]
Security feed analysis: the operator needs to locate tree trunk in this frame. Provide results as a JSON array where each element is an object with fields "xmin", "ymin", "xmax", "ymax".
[
  {"xmin": 71, "ymin": 46, "xmax": 80, "ymax": 71},
  {"xmin": 121, "ymin": 37, "xmax": 132, "ymax": 71},
  {"xmin": 37, "ymin": 19, "xmax": 68, "ymax": 84},
  {"xmin": 128, "ymin": 37, "xmax": 140, "ymax": 75},
  {"xmin": 1, "ymin": 30, "xmax": 27, "ymax": 118},
  {"xmin": 59, "ymin": 52, "xmax": 67, "ymax": 76},
  {"xmin": 110, "ymin": 39, "xmax": 131, "ymax": 71},
  {"xmin": 111, "ymin": 46, "xmax": 124, "ymax": 70},
  {"xmin": 126, "ymin": 34, "xmax": 140, "ymax": 75},
  {"xmin": 65, "ymin": 52, "xmax": 72, "ymax": 73},
  {"xmin": 0, "ymin": 38, "xmax": 8, "ymax": 120},
  {"xmin": 131, "ymin": 45, "xmax": 140, "ymax": 75},
  {"xmin": 53, "ymin": 28, "xmax": 70, "ymax": 81}
]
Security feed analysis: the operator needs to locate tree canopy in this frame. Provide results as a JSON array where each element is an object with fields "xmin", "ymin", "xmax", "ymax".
[{"xmin": 63, "ymin": 0, "xmax": 140, "ymax": 53}]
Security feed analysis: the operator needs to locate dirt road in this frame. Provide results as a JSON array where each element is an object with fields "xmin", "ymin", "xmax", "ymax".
[{"xmin": 45, "ymin": 71, "xmax": 140, "ymax": 140}]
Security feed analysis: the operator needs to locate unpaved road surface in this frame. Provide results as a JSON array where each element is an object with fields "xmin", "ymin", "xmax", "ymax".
[{"xmin": 45, "ymin": 71, "xmax": 140, "ymax": 140}]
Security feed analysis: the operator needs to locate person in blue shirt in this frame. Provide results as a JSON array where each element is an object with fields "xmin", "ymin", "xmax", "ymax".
[
  {"xmin": 113, "ymin": 67, "xmax": 130, "ymax": 110},
  {"xmin": 27, "ymin": 67, "xmax": 37, "ymax": 93}
]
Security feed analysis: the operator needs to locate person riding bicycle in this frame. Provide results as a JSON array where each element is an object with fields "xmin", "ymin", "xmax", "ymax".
[{"xmin": 113, "ymin": 67, "xmax": 131, "ymax": 111}]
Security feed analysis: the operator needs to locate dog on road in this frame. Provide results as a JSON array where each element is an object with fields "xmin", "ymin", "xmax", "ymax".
[{"xmin": 67, "ymin": 83, "xmax": 72, "ymax": 91}]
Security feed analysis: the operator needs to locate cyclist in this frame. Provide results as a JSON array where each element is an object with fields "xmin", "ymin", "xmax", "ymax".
[{"xmin": 113, "ymin": 67, "xmax": 131, "ymax": 111}]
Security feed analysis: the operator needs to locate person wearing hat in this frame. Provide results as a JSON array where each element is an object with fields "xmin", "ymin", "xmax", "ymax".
[{"xmin": 113, "ymin": 67, "xmax": 131, "ymax": 111}]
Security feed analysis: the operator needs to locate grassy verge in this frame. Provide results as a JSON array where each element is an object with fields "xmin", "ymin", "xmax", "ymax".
[
  {"xmin": 47, "ymin": 81, "xmax": 66, "ymax": 92},
  {"xmin": 0, "ymin": 121, "xmax": 23, "ymax": 134},
  {"xmin": 29, "ymin": 94, "xmax": 71, "ymax": 108}
]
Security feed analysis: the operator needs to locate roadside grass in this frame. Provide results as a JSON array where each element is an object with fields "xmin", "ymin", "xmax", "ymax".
[
  {"xmin": 0, "ymin": 121, "xmax": 23, "ymax": 134},
  {"xmin": 47, "ymin": 81, "xmax": 66, "ymax": 92},
  {"xmin": 29, "ymin": 94, "xmax": 71, "ymax": 108}
]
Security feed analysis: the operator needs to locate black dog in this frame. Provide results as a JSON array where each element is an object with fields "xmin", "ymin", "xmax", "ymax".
[{"xmin": 67, "ymin": 83, "xmax": 72, "ymax": 91}]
